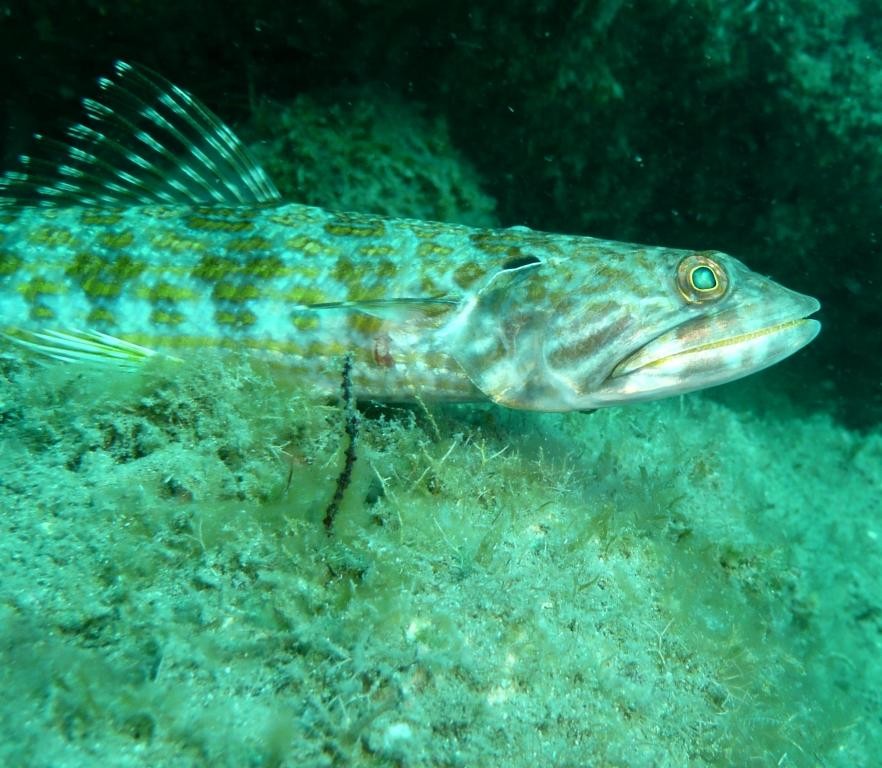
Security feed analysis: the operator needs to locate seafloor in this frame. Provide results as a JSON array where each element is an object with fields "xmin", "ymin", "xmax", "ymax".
[
  {"xmin": 2, "ymin": 351, "xmax": 879, "ymax": 766},
  {"xmin": 2, "ymin": 1, "xmax": 881, "ymax": 766}
]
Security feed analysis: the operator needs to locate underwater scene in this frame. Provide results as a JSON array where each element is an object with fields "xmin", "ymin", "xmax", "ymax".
[{"xmin": 0, "ymin": 2, "xmax": 879, "ymax": 766}]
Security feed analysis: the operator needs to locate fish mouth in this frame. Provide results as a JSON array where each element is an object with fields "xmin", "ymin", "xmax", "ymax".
[{"xmin": 609, "ymin": 295, "xmax": 821, "ymax": 386}]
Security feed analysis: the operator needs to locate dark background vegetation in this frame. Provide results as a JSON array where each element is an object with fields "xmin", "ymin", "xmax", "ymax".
[{"xmin": 2, "ymin": 0, "xmax": 879, "ymax": 426}]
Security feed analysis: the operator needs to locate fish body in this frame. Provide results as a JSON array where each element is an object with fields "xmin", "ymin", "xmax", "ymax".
[{"xmin": 0, "ymin": 62, "xmax": 820, "ymax": 411}]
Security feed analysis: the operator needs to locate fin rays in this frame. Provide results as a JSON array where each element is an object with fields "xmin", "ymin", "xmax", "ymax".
[
  {"xmin": 0, "ymin": 60, "xmax": 281, "ymax": 208},
  {"xmin": 2, "ymin": 328, "xmax": 170, "ymax": 370}
]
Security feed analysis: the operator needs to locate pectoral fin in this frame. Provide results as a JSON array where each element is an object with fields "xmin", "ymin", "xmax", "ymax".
[{"xmin": 2, "ymin": 328, "xmax": 171, "ymax": 370}]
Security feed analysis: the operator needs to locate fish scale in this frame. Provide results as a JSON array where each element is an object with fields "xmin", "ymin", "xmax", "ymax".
[{"xmin": 0, "ymin": 61, "xmax": 821, "ymax": 411}]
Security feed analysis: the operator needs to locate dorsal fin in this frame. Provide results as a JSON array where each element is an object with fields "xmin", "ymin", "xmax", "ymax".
[{"xmin": 0, "ymin": 60, "xmax": 281, "ymax": 208}]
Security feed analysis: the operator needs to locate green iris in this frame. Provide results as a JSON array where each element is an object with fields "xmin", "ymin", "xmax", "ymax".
[{"xmin": 691, "ymin": 265, "xmax": 717, "ymax": 290}]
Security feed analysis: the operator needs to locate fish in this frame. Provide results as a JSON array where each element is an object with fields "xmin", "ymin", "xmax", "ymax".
[{"xmin": 0, "ymin": 61, "xmax": 820, "ymax": 412}]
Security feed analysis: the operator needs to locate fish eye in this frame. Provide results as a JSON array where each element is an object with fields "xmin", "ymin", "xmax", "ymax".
[{"xmin": 676, "ymin": 252, "xmax": 728, "ymax": 303}]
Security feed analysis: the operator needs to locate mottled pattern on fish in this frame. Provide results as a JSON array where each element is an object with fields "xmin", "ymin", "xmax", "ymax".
[{"xmin": 0, "ymin": 62, "xmax": 821, "ymax": 411}]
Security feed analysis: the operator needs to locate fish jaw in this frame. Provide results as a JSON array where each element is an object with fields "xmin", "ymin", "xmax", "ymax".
[
  {"xmin": 584, "ymin": 259, "xmax": 822, "ymax": 406},
  {"xmin": 595, "ymin": 297, "xmax": 821, "ymax": 405}
]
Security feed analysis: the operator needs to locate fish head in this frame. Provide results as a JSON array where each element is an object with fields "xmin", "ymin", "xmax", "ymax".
[
  {"xmin": 448, "ymin": 245, "xmax": 820, "ymax": 411},
  {"xmin": 584, "ymin": 249, "xmax": 821, "ymax": 406}
]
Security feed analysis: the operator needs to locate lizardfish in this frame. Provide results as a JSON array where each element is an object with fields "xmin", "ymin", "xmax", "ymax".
[{"xmin": 0, "ymin": 62, "xmax": 820, "ymax": 411}]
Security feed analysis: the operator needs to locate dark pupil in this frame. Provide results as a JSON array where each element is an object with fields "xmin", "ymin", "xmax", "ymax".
[{"xmin": 692, "ymin": 266, "xmax": 717, "ymax": 290}]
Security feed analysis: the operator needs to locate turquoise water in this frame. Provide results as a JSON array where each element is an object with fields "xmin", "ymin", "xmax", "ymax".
[{"xmin": 1, "ymin": 3, "xmax": 879, "ymax": 766}]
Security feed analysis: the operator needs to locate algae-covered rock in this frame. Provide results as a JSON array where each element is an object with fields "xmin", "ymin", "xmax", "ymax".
[{"xmin": 244, "ymin": 91, "xmax": 497, "ymax": 227}]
